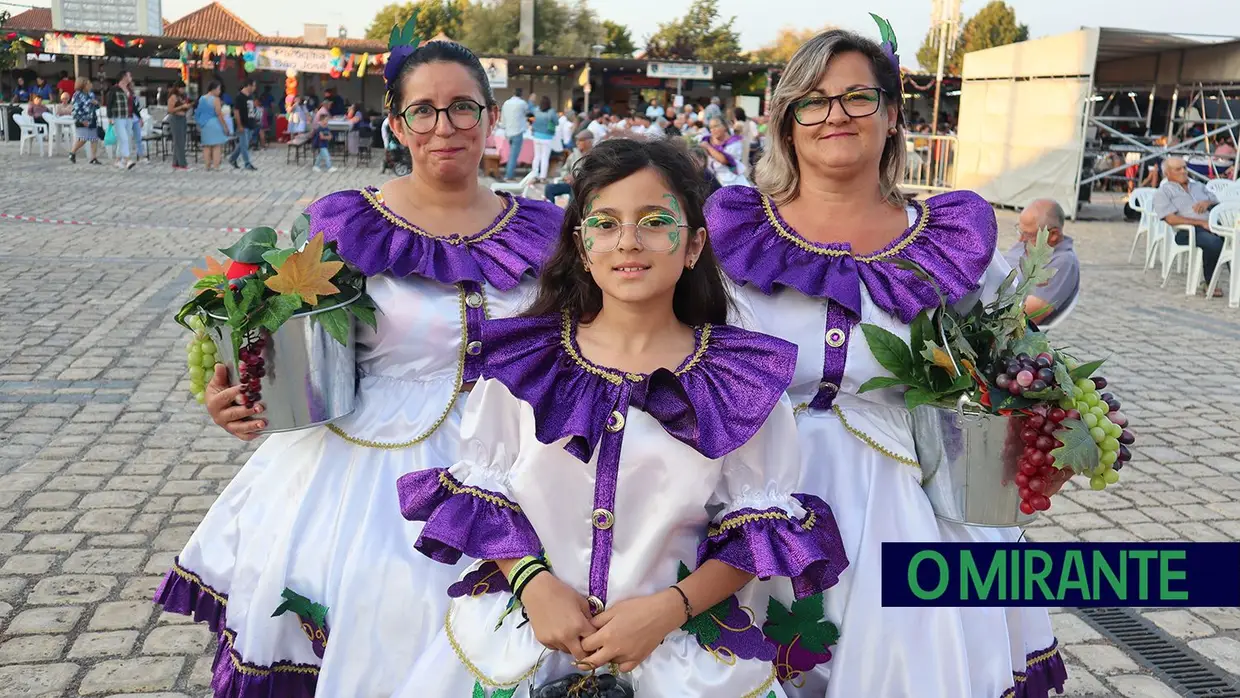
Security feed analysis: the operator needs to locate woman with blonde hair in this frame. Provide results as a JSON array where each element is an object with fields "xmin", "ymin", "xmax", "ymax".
[{"xmin": 704, "ymin": 18, "xmax": 1065, "ymax": 698}]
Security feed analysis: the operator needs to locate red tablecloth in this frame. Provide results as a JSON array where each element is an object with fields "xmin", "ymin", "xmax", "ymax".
[{"xmin": 491, "ymin": 134, "xmax": 534, "ymax": 165}]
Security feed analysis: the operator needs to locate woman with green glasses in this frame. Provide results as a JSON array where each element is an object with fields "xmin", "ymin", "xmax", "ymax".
[{"xmin": 153, "ymin": 36, "xmax": 564, "ymax": 698}]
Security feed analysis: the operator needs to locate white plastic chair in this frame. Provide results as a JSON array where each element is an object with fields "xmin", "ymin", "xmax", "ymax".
[
  {"xmin": 1218, "ymin": 186, "xmax": 1240, "ymax": 202},
  {"xmin": 490, "ymin": 170, "xmax": 538, "ymax": 197},
  {"xmin": 1155, "ymin": 218, "xmax": 1203, "ymax": 295},
  {"xmin": 14, "ymin": 114, "xmax": 47, "ymax": 156},
  {"xmin": 1127, "ymin": 188, "xmax": 1157, "ymax": 265},
  {"xmin": 1204, "ymin": 202, "xmax": 1240, "ymax": 306},
  {"xmin": 1205, "ymin": 179, "xmax": 1237, "ymax": 197}
]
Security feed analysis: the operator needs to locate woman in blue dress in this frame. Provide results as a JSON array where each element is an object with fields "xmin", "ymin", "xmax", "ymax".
[{"xmin": 195, "ymin": 81, "xmax": 230, "ymax": 171}]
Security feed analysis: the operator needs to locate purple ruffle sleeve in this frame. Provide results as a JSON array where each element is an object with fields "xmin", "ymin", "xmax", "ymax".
[
  {"xmin": 699, "ymin": 493, "xmax": 848, "ymax": 599},
  {"xmin": 397, "ymin": 467, "xmax": 541, "ymax": 564}
]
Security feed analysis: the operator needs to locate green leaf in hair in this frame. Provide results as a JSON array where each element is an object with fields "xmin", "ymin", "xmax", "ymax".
[{"xmin": 869, "ymin": 13, "xmax": 898, "ymax": 52}]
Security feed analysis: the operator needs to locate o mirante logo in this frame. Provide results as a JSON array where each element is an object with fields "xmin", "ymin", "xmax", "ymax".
[{"xmin": 881, "ymin": 543, "xmax": 1240, "ymax": 608}]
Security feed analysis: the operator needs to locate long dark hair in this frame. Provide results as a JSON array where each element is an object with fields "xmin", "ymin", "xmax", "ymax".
[{"xmin": 523, "ymin": 137, "xmax": 731, "ymax": 327}]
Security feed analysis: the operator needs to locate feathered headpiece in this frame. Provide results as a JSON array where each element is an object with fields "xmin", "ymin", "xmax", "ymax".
[
  {"xmin": 384, "ymin": 12, "xmax": 422, "ymax": 105},
  {"xmin": 869, "ymin": 13, "xmax": 902, "ymax": 84}
]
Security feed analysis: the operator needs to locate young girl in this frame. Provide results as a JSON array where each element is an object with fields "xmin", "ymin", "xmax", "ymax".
[{"xmin": 394, "ymin": 137, "xmax": 848, "ymax": 697}]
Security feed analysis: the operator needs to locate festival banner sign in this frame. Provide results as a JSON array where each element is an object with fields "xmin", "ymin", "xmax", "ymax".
[
  {"xmin": 42, "ymin": 33, "xmax": 106, "ymax": 57},
  {"xmin": 255, "ymin": 46, "xmax": 336, "ymax": 75}
]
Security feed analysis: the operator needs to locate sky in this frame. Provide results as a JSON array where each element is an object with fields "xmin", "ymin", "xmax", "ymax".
[{"xmin": 9, "ymin": 0, "xmax": 1240, "ymax": 56}]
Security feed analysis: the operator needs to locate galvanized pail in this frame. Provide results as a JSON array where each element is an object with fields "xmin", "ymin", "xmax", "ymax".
[
  {"xmin": 912, "ymin": 396, "xmax": 1036, "ymax": 527},
  {"xmin": 209, "ymin": 294, "xmax": 358, "ymax": 433}
]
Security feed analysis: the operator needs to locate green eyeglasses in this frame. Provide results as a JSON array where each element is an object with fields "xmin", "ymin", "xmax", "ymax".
[{"xmin": 578, "ymin": 213, "xmax": 687, "ymax": 253}]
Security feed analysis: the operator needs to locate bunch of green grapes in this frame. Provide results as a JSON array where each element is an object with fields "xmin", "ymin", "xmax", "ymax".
[
  {"xmin": 185, "ymin": 316, "xmax": 218, "ymax": 405},
  {"xmin": 1060, "ymin": 376, "xmax": 1134, "ymax": 491}
]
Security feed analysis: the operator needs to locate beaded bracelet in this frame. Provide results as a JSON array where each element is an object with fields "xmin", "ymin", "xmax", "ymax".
[{"xmin": 669, "ymin": 584, "xmax": 693, "ymax": 622}]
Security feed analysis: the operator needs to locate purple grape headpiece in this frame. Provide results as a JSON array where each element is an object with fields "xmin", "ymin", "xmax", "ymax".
[{"xmin": 384, "ymin": 12, "xmax": 422, "ymax": 108}]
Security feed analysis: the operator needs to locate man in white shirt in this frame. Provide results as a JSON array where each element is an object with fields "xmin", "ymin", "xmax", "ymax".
[
  {"xmin": 1152, "ymin": 157, "xmax": 1225, "ymax": 294},
  {"xmin": 500, "ymin": 88, "xmax": 530, "ymax": 181},
  {"xmin": 645, "ymin": 101, "xmax": 663, "ymax": 120},
  {"xmin": 587, "ymin": 115, "xmax": 609, "ymax": 140}
]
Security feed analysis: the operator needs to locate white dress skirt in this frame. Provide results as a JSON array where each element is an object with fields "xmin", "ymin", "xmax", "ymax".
[{"xmin": 708, "ymin": 186, "xmax": 1067, "ymax": 698}]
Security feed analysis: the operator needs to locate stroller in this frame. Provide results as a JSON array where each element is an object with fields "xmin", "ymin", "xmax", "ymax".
[{"xmin": 379, "ymin": 117, "xmax": 412, "ymax": 176}]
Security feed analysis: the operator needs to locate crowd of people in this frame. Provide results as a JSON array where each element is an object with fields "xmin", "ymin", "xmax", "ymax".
[{"xmin": 147, "ymin": 16, "xmax": 1069, "ymax": 698}]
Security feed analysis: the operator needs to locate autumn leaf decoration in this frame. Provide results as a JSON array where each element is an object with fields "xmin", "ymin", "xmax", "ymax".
[
  {"xmin": 263, "ymin": 232, "xmax": 343, "ymax": 306},
  {"xmin": 190, "ymin": 256, "xmax": 228, "ymax": 297}
]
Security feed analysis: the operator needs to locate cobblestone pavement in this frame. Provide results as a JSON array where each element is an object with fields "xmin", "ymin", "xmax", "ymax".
[{"xmin": 0, "ymin": 142, "xmax": 1237, "ymax": 697}]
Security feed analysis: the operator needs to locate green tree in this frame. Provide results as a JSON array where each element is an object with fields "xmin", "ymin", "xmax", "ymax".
[
  {"xmin": 915, "ymin": 0, "xmax": 1028, "ymax": 74},
  {"xmin": 752, "ymin": 25, "xmax": 835, "ymax": 64},
  {"xmin": 460, "ymin": 0, "xmax": 600, "ymax": 56},
  {"xmin": 601, "ymin": 20, "xmax": 637, "ymax": 58},
  {"xmin": 0, "ymin": 11, "xmax": 21, "ymax": 73},
  {"xmin": 365, "ymin": 0, "xmax": 467, "ymax": 42},
  {"xmin": 645, "ymin": 0, "xmax": 744, "ymax": 62}
]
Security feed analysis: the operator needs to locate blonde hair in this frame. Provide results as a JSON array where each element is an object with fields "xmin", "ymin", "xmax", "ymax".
[
  {"xmin": 754, "ymin": 29, "xmax": 907, "ymax": 206},
  {"xmin": 74, "ymin": 76, "xmax": 90, "ymax": 92}
]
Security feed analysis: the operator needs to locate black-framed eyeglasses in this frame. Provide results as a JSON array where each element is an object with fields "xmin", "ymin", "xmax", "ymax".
[
  {"xmin": 397, "ymin": 99, "xmax": 484, "ymax": 134},
  {"xmin": 792, "ymin": 87, "xmax": 883, "ymax": 126}
]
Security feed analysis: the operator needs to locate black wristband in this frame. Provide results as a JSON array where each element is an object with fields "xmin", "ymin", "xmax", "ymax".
[
  {"xmin": 670, "ymin": 584, "xmax": 693, "ymax": 622},
  {"xmin": 513, "ymin": 566, "xmax": 548, "ymax": 600},
  {"xmin": 508, "ymin": 558, "xmax": 542, "ymax": 587}
]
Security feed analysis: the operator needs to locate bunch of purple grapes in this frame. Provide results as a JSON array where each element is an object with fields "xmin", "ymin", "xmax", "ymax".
[
  {"xmin": 237, "ymin": 333, "xmax": 267, "ymax": 409},
  {"xmin": 993, "ymin": 352, "xmax": 1056, "ymax": 396}
]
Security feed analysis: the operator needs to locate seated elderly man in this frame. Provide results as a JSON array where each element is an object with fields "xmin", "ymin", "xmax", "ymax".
[
  {"xmin": 1153, "ymin": 157, "xmax": 1224, "ymax": 296},
  {"xmin": 543, "ymin": 129, "xmax": 593, "ymax": 203},
  {"xmin": 1003, "ymin": 199, "xmax": 1080, "ymax": 324}
]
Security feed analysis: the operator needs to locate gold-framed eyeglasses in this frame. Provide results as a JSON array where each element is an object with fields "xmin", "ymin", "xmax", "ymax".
[
  {"xmin": 578, "ymin": 213, "xmax": 688, "ymax": 253},
  {"xmin": 397, "ymin": 99, "xmax": 484, "ymax": 134},
  {"xmin": 793, "ymin": 87, "xmax": 882, "ymax": 126}
]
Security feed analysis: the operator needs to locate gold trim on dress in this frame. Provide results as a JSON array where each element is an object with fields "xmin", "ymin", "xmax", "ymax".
[
  {"xmin": 444, "ymin": 604, "xmax": 544, "ymax": 688},
  {"xmin": 219, "ymin": 628, "xmax": 321, "ymax": 677},
  {"xmin": 558, "ymin": 310, "xmax": 712, "ymax": 386},
  {"xmin": 327, "ymin": 285, "xmax": 470, "ymax": 449},
  {"xmin": 169, "ymin": 560, "xmax": 228, "ymax": 607},
  {"xmin": 437, "ymin": 470, "xmax": 523, "ymax": 513},
  {"xmin": 760, "ymin": 193, "xmax": 931, "ymax": 263},
  {"xmin": 707, "ymin": 508, "xmax": 817, "ymax": 537},
  {"xmin": 361, "ymin": 188, "xmax": 520, "ymax": 245},
  {"xmin": 830, "ymin": 404, "xmax": 922, "ymax": 471}
]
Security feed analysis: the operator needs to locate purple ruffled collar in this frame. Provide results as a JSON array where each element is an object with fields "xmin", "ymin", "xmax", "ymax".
[
  {"xmin": 480, "ymin": 311, "xmax": 798, "ymax": 463},
  {"xmin": 703, "ymin": 186, "xmax": 997, "ymax": 322},
  {"xmin": 304, "ymin": 186, "xmax": 563, "ymax": 291}
]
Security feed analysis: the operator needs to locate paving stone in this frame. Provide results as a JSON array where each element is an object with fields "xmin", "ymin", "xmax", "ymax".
[
  {"xmin": 22, "ymin": 491, "xmax": 80, "ymax": 509},
  {"xmin": 23, "ymin": 532, "xmax": 85, "ymax": 552},
  {"xmin": 1190, "ymin": 606, "xmax": 1240, "ymax": 630},
  {"xmin": 79, "ymin": 490, "xmax": 149, "ymax": 508},
  {"xmin": 1052, "ymin": 613, "xmax": 1103, "ymax": 644},
  {"xmin": 12, "ymin": 510, "xmax": 77, "ymax": 532},
  {"xmin": 0, "ymin": 634, "xmax": 67, "ymax": 664},
  {"xmin": 188, "ymin": 655, "xmax": 215, "ymax": 687},
  {"xmin": 78, "ymin": 657, "xmax": 184, "ymax": 694},
  {"xmin": 1141, "ymin": 610, "xmax": 1215, "ymax": 639},
  {"xmin": 142, "ymin": 624, "xmax": 213, "ymax": 655},
  {"xmin": 68, "ymin": 630, "xmax": 139, "ymax": 659},
  {"xmin": 6, "ymin": 606, "xmax": 82, "ymax": 634},
  {"xmin": 0, "ymin": 663, "xmax": 79, "ymax": 696},
  {"xmin": 1062, "ymin": 644, "xmax": 1139, "ymax": 674},
  {"xmin": 74, "ymin": 509, "xmax": 134, "ymax": 533},
  {"xmin": 63, "ymin": 548, "xmax": 146, "ymax": 574},
  {"xmin": 0, "ymin": 553, "xmax": 56, "ymax": 575},
  {"xmin": 1057, "ymin": 662, "xmax": 1109, "ymax": 696},
  {"xmin": 1106, "ymin": 674, "xmax": 1184, "ymax": 698},
  {"xmin": 89, "ymin": 601, "xmax": 155, "ymax": 631},
  {"xmin": 27, "ymin": 575, "xmax": 116, "ymax": 605}
]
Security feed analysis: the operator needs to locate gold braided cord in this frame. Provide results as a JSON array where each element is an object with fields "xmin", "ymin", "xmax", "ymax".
[
  {"xmin": 760, "ymin": 194, "xmax": 931, "ymax": 263},
  {"xmin": 327, "ymin": 285, "xmax": 468, "ymax": 449},
  {"xmin": 443, "ymin": 604, "xmax": 543, "ymax": 688},
  {"xmin": 437, "ymin": 470, "xmax": 523, "ymax": 513},
  {"xmin": 219, "ymin": 628, "xmax": 321, "ymax": 677},
  {"xmin": 168, "ymin": 560, "xmax": 228, "ymax": 607},
  {"xmin": 830, "ymin": 405, "xmax": 921, "ymax": 470},
  {"xmin": 708, "ymin": 508, "xmax": 817, "ymax": 538},
  {"xmin": 740, "ymin": 667, "xmax": 778, "ymax": 698},
  {"xmin": 558, "ymin": 310, "xmax": 712, "ymax": 385},
  {"xmin": 361, "ymin": 188, "xmax": 521, "ymax": 245}
]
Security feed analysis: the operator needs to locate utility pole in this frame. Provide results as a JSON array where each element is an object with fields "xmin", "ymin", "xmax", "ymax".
[
  {"xmin": 518, "ymin": 0, "xmax": 534, "ymax": 55},
  {"xmin": 929, "ymin": 0, "xmax": 960, "ymax": 136}
]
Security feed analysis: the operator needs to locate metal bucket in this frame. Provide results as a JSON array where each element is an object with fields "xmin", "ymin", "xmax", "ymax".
[
  {"xmin": 912, "ymin": 396, "xmax": 1036, "ymax": 527},
  {"xmin": 209, "ymin": 294, "xmax": 358, "ymax": 434}
]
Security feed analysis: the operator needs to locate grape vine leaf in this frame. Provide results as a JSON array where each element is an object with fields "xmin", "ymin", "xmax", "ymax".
[
  {"xmin": 315, "ymin": 307, "xmax": 352, "ymax": 346},
  {"xmin": 350, "ymin": 304, "xmax": 378, "ymax": 331},
  {"xmin": 857, "ymin": 376, "xmax": 909, "ymax": 394},
  {"xmin": 1068, "ymin": 358, "xmax": 1107, "ymax": 381},
  {"xmin": 1053, "ymin": 361, "xmax": 1075, "ymax": 395},
  {"xmin": 472, "ymin": 682, "xmax": 486, "ymax": 698},
  {"xmin": 264, "ymin": 233, "xmax": 343, "ymax": 306},
  {"xmin": 859, "ymin": 323, "xmax": 915, "ymax": 379},
  {"xmin": 1050, "ymin": 419, "xmax": 1101, "ymax": 474},
  {"xmin": 904, "ymin": 387, "xmax": 940, "ymax": 411},
  {"xmin": 256, "ymin": 294, "xmax": 303, "ymax": 333},
  {"xmin": 1007, "ymin": 333, "xmax": 1052, "ymax": 360},
  {"xmin": 219, "ymin": 227, "xmax": 279, "ymax": 264}
]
